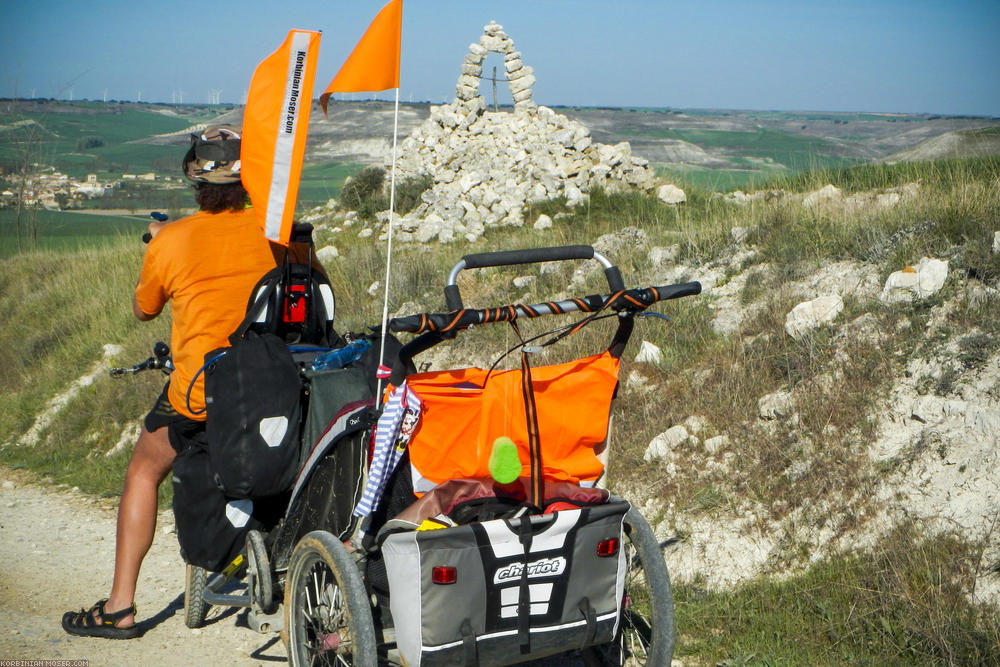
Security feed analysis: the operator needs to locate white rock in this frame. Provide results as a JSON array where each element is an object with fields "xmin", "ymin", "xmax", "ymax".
[
  {"xmin": 657, "ymin": 184, "xmax": 686, "ymax": 205},
  {"xmin": 102, "ymin": 343, "xmax": 124, "ymax": 359},
  {"xmin": 635, "ymin": 341, "xmax": 662, "ymax": 364},
  {"xmin": 704, "ymin": 435, "xmax": 731, "ymax": 455},
  {"xmin": 513, "ymin": 275, "xmax": 535, "ymax": 289},
  {"xmin": 784, "ymin": 295, "xmax": 844, "ymax": 339},
  {"xmin": 731, "ymin": 226, "xmax": 754, "ymax": 244},
  {"xmin": 758, "ymin": 390, "xmax": 795, "ymax": 420},
  {"xmin": 966, "ymin": 406, "xmax": 1000, "ymax": 435},
  {"xmin": 648, "ymin": 245, "xmax": 680, "ymax": 266},
  {"xmin": 879, "ymin": 258, "xmax": 949, "ymax": 304},
  {"xmin": 624, "ymin": 369, "xmax": 654, "ymax": 393},
  {"xmin": 993, "ymin": 231, "xmax": 1000, "ymax": 254},
  {"xmin": 533, "ymin": 214, "xmax": 552, "ymax": 230},
  {"xmin": 803, "ymin": 184, "xmax": 842, "ymax": 208},
  {"xmin": 683, "ymin": 415, "xmax": 707, "ymax": 434},
  {"xmin": 643, "ymin": 425, "xmax": 689, "ymax": 461},
  {"xmin": 316, "ymin": 245, "xmax": 339, "ymax": 262},
  {"xmin": 910, "ymin": 395, "xmax": 945, "ymax": 424}
]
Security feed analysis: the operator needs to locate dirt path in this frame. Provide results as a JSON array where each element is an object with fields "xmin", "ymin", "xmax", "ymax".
[{"xmin": 0, "ymin": 466, "xmax": 286, "ymax": 666}]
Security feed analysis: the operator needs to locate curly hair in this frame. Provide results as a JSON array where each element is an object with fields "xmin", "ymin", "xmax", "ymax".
[{"xmin": 193, "ymin": 182, "xmax": 249, "ymax": 213}]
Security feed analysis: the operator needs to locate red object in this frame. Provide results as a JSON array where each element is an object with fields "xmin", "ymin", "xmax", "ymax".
[
  {"xmin": 544, "ymin": 501, "xmax": 581, "ymax": 514},
  {"xmin": 432, "ymin": 566, "xmax": 457, "ymax": 585},
  {"xmin": 597, "ymin": 538, "xmax": 620, "ymax": 557},
  {"xmin": 283, "ymin": 284, "xmax": 307, "ymax": 323}
]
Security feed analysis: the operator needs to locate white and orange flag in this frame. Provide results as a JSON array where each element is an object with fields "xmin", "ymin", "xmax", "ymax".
[
  {"xmin": 241, "ymin": 29, "xmax": 321, "ymax": 246},
  {"xmin": 320, "ymin": 0, "xmax": 402, "ymax": 113}
]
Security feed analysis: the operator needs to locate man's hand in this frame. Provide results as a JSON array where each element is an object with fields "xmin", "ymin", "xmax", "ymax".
[{"xmin": 147, "ymin": 221, "xmax": 167, "ymax": 239}]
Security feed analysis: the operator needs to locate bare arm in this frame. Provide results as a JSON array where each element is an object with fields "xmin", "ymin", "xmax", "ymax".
[
  {"xmin": 133, "ymin": 293, "xmax": 158, "ymax": 322},
  {"xmin": 134, "ymin": 222, "xmax": 166, "ymax": 322}
]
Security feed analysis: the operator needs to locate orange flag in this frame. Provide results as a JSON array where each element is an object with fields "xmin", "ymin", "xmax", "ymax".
[
  {"xmin": 320, "ymin": 0, "xmax": 402, "ymax": 112},
  {"xmin": 241, "ymin": 29, "xmax": 321, "ymax": 245}
]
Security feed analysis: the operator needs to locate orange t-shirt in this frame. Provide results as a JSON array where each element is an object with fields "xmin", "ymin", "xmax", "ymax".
[{"xmin": 134, "ymin": 207, "xmax": 277, "ymax": 419}]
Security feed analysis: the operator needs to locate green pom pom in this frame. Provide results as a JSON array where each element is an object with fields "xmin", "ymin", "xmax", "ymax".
[{"xmin": 489, "ymin": 436, "xmax": 521, "ymax": 484}]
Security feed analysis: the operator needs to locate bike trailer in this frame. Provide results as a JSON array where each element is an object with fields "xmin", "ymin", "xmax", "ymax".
[
  {"xmin": 371, "ymin": 338, "xmax": 629, "ymax": 664},
  {"xmin": 381, "ymin": 498, "xmax": 629, "ymax": 666}
]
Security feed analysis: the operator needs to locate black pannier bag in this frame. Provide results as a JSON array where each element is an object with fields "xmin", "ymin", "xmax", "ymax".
[
  {"xmin": 203, "ymin": 329, "xmax": 303, "ymax": 498},
  {"xmin": 171, "ymin": 441, "xmax": 262, "ymax": 571}
]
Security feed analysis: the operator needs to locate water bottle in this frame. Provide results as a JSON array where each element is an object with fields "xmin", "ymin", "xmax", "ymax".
[{"xmin": 311, "ymin": 338, "xmax": 371, "ymax": 371}]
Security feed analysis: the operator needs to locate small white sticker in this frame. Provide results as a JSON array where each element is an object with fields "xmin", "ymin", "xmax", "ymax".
[
  {"xmin": 225, "ymin": 499, "xmax": 253, "ymax": 528},
  {"xmin": 259, "ymin": 416, "xmax": 289, "ymax": 448}
]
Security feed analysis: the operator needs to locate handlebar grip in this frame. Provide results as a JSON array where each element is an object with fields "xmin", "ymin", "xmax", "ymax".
[
  {"xmin": 446, "ymin": 245, "xmax": 618, "ymax": 310},
  {"xmin": 461, "ymin": 245, "xmax": 594, "ymax": 269},
  {"xmin": 650, "ymin": 281, "xmax": 702, "ymax": 302},
  {"xmin": 142, "ymin": 232, "xmax": 152, "ymax": 244}
]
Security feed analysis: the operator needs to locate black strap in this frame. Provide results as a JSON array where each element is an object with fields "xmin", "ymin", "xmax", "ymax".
[
  {"xmin": 459, "ymin": 619, "xmax": 478, "ymax": 665},
  {"xmin": 517, "ymin": 516, "xmax": 534, "ymax": 655},
  {"xmin": 579, "ymin": 597, "xmax": 597, "ymax": 650},
  {"xmin": 514, "ymin": 321, "xmax": 544, "ymax": 509}
]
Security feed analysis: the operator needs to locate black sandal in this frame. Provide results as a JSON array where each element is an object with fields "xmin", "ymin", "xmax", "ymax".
[{"xmin": 62, "ymin": 599, "xmax": 140, "ymax": 639}]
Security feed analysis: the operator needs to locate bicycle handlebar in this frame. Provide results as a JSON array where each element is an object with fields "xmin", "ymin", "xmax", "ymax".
[
  {"xmin": 444, "ymin": 245, "xmax": 624, "ymax": 310},
  {"xmin": 109, "ymin": 342, "xmax": 172, "ymax": 377},
  {"xmin": 388, "ymin": 281, "xmax": 702, "ymax": 335}
]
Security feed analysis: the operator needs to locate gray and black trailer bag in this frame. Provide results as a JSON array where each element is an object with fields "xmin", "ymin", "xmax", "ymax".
[{"xmin": 380, "ymin": 499, "xmax": 630, "ymax": 666}]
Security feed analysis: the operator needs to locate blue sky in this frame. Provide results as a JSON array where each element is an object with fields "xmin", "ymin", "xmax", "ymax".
[{"xmin": 2, "ymin": 0, "xmax": 998, "ymax": 116}]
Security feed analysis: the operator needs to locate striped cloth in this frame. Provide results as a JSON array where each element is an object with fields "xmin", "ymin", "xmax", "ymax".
[{"xmin": 353, "ymin": 381, "xmax": 422, "ymax": 517}]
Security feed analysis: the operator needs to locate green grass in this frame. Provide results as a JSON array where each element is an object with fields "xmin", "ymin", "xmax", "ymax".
[{"xmin": 675, "ymin": 523, "xmax": 1000, "ymax": 665}]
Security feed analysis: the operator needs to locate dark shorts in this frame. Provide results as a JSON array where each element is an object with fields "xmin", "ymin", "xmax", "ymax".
[{"xmin": 144, "ymin": 383, "xmax": 207, "ymax": 454}]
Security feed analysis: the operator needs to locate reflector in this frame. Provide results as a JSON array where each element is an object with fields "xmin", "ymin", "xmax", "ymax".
[
  {"xmin": 597, "ymin": 537, "xmax": 619, "ymax": 557},
  {"xmin": 432, "ymin": 566, "xmax": 457, "ymax": 584}
]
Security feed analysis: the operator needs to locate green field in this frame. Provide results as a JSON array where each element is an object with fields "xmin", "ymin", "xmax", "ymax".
[
  {"xmin": 0, "ymin": 101, "xmax": 220, "ymax": 179},
  {"xmin": 298, "ymin": 161, "xmax": 364, "ymax": 207},
  {"xmin": 0, "ymin": 209, "xmax": 149, "ymax": 257},
  {"xmin": 656, "ymin": 165, "xmax": 778, "ymax": 192},
  {"xmin": 626, "ymin": 126, "xmax": 863, "ymax": 173}
]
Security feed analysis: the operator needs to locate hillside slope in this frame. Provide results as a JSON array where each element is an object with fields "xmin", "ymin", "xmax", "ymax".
[{"xmin": 883, "ymin": 127, "xmax": 1000, "ymax": 163}]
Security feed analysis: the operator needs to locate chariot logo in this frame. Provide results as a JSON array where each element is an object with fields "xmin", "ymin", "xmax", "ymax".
[{"xmin": 493, "ymin": 556, "xmax": 567, "ymax": 584}]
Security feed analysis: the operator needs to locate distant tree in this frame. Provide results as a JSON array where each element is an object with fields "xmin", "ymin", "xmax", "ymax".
[{"xmin": 77, "ymin": 136, "xmax": 104, "ymax": 150}]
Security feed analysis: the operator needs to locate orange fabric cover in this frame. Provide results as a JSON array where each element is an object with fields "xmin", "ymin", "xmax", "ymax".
[
  {"xmin": 242, "ymin": 30, "xmax": 321, "ymax": 245},
  {"xmin": 405, "ymin": 351, "xmax": 620, "ymax": 488},
  {"xmin": 134, "ymin": 208, "xmax": 277, "ymax": 419}
]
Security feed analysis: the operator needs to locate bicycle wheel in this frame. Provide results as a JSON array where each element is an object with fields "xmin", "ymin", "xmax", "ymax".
[
  {"xmin": 184, "ymin": 563, "xmax": 209, "ymax": 629},
  {"xmin": 283, "ymin": 530, "xmax": 377, "ymax": 667},
  {"xmin": 584, "ymin": 507, "xmax": 675, "ymax": 666}
]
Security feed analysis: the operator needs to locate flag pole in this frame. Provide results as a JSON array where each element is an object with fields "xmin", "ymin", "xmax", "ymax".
[{"xmin": 376, "ymin": 85, "xmax": 400, "ymax": 398}]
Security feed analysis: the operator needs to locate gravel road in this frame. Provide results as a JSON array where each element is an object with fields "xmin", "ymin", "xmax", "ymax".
[
  {"xmin": 0, "ymin": 467, "xmax": 589, "ymax": 667},
  {"xmin": 0, "ymin": 466, "xmax": 285, "ymax": 666}
]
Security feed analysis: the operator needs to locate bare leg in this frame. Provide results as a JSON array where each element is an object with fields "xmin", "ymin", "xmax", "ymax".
[{"xmin": 101, "ymin": 424, "xmax": 176, "ymax": 626}]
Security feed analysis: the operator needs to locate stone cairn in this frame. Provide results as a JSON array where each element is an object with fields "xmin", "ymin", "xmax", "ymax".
[{"xmin": 374, "ymin": 20, "xmax": 656, "ymax": 244}]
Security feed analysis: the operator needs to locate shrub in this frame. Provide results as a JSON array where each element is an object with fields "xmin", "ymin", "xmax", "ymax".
[
  {"xmin": 339, "ymin": 166, "xmax": 386, "ymax": 219},
  {"xmin": 77, "ymin": 136, "xmax": 104, "ymax": 150}
]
